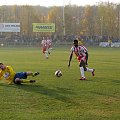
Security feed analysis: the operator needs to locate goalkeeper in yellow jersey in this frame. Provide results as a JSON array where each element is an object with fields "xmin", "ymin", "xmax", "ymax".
[{"xmin": 0, "ymin": 62, "xmax": 39, "ymax": 85}]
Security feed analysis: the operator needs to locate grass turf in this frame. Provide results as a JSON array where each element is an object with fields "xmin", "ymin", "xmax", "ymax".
[{"xmin": 0, "ymin": 47, "xmax": 120, "ymax": 120}]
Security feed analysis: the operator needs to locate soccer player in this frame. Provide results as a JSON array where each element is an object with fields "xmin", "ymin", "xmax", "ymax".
[
  {"xmin": 41, "ymin": 36, "xmax": 48, "ymax": 59},
  {"xmin": 77, "ymin": 38, "xmax": 89, "ymax": 66},
  {"xmin": 46, "ymin": 36, "xmax": 52, "ymax": 55},
  {"xmin": 0, "ymin": 63, "xmax": 39, "ymax": 85},
  {"xmin": 80, "ymin": 44, "xmax": 88, "ymax": 66},
  {"xmin": 68, "ymin": 40, "xmax": 95, "ymax": 80}
]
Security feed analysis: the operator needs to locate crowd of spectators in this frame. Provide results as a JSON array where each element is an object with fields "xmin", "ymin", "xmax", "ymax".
[{"xmin": 0, "ymin": 34, "xmax": 119, "ymax": 47}]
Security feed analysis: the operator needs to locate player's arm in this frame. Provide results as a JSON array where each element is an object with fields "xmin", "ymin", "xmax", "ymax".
[
  {"xmin": 0, "ymin": 71, "xmax": 3, "ymax": 80},
  {"xmin": 41, "ymin": 41, "xmax": 43, "ymax": 46},
  {"xmin": 68, "ymin": 51, "xmax": 73, "ymax": 67}
]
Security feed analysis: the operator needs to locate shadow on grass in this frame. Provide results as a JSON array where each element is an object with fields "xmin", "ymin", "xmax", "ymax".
[
  {"xmin": 19, "ymin": 84, "xmax": 77, "ymax": 104},
  {"xmin": 111, "ymin": 80, "xmax": 120, "ymax": 84},
  {"xmin": 1, "ymin": 83, "xmax": 77, "ymax": 105},
  {"xmin": 90, "ymin": 91, "xmax": 119, "ymax": 99}
]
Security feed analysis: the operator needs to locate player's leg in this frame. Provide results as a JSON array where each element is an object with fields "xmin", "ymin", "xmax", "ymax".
[
  {"xmin": 81, "ymin": 56, "xmax": 95, "ymax": 76},
  {"xmin": 42, "ymin": 47, "xmax": 46, "ymax": 54},
  {"xmin": 45, "ymin": 50, "xmax": 49, "ymax": 59},
  {"xmin": 86, "ymin": 68, "xmax": 95, "ymax": 76},
  {"xmin": 42, "ymin": 47, "xmax": 49, "ymax": 58},
  {"xmin": 14, "ymin": 78, "xmax": 35, "ymax": 84},
  {"xmin": 79, "ymin": 60, "xmax": 86, "ymax": 80},
  {"xmin": 48, "ymin": 46, "xmax": 52, "ymax": 54},
  {"xmin": 85, "ymin": 52, "xmax": 88, "ymax": 66},
  {"xmin": 85, "ymin": 67, "xmax": 95, "ymax": 76},
  {"xmin": 13, "ymin": 72, "xmax": 39, "ymax": 84},
  {"xmin": 26, "ymin": 71, "xmax": 40, "ymax": 77}
]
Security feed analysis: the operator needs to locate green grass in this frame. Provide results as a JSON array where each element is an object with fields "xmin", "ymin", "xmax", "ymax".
[{"xmin": 0, "ymin": 47, "xmax": 120, "ymax": 120}]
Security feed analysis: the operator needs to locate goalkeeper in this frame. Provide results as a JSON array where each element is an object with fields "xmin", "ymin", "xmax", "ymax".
[{"xmin": 0, "ymin": 62, "xmax": 39, "ymax": 85}]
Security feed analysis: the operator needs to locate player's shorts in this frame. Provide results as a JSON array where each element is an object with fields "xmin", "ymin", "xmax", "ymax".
[
  {"xmin": 13, "ymin": 72, "xmax": 27, "ymax": 84},
  {"xmin": 42, "ymin": 47, "xmax": 47, "ymax": 53},
  {"xmin": 78, "ymin": 55, "xmax": 86, "ymax": 62}
]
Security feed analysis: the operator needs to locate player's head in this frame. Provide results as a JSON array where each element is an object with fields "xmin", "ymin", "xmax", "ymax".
[
  {"xmin": 0, "ymin": 63, "xmax": 6, "ymax": 70},
  {"xmin": 73, "ymin": 39, "xmax": 78, "ymax": 47}
]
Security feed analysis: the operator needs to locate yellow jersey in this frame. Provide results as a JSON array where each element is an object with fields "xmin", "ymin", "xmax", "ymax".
[{"xmin": 0, "ymin": 66, "xmax": 16, "ymax": 84}]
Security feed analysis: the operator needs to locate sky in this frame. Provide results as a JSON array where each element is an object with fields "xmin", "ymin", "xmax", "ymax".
[{"xmin": 0, "ymin": 0, "xmax": 119, "ymax": 7}]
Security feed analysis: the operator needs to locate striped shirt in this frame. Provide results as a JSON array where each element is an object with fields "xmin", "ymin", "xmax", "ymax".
[
  {"xmin": 71, "ymin": 45, "xmax": 86, "ymax": 57},
  {"xmin": 80, "ymin": 45, "xmax": 88, "ymax": 53}
]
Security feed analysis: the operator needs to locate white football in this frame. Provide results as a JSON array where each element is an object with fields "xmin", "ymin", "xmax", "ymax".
[{"xmin": 55, "ymin": 70, "xmax": 62, "ymax": 77}]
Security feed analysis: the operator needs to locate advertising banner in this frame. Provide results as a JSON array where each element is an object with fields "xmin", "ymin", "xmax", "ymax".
[
  {"xmin": 33, "ymin": 23, "xmax": 55, "ymax": 32},
  {"xmin": 0, "ymin": 23, "xmax": 20, "ymax": 32}
]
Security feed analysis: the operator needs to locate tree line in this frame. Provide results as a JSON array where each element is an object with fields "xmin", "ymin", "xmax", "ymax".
[{"xmin": 0, "ymin": 2, "xmax": 120, "ymax": 42}]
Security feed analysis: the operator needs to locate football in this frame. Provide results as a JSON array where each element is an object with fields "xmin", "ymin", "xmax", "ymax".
[{"xmin": 55, "ymin": 70, "xmax": 62, "ymax": 77}]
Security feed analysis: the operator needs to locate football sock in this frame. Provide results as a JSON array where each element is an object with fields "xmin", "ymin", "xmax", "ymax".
[
  {"xmin": 48, "ymin": 48, "xmax": 52, "ymax": 54},
  {"xmin": 21, "ymin": 80, "xmax": 31, "ymax": 83},
  {"xmin": 80, "ymin": 67, "xmax": 85, "ymax": 78},
  {"xmin": 86, "ymin": 67, "xmax": 93, "ymax": 72},
  {"xmin": 45, "ymin": 51, "xmax": 48, "ymax": 58}
]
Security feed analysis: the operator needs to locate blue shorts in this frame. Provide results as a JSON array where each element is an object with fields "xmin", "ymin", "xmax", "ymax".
[{"xmin": 13, "ymin": 72, "xmax": 27, "ymax": 82}]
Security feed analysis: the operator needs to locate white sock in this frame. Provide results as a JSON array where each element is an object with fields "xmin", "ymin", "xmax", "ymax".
[
  {"xmin": 48, "ymin": 48, "xmax": 51, "ymax": 53},
  {"xmin": 45, "ymin": 51, "xmax": 48, "ymax": 58},
  {"xmin": 86, "ymin": 67, "xmax": 93, "ymax": 72},
  {"xmin": 80, "ymin": 67, "xmax": 85, "ymax": 78},
  {"xmin": 49, "ymin": 48, "xmax": 52, "ymax": 52}
]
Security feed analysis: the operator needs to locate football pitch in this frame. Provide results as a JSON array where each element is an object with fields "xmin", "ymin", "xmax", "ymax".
[{"xmin": 0, "ymin": 47, "xmax": 120, "ymax": 120}]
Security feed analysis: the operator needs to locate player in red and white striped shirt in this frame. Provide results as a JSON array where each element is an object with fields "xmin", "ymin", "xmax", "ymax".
[
  {"xmin": 46, "ymin": 37, "xmax": 52, "ymax": 55},
  {"xmin": 68, "ymin": 40, "xmax": 95, "ymax": 80},
  {"xmin": 41, "ymin": 36, "xmax": 53, "ymax": 59},
  {"xmin": 41, "ymin": 37, "xmax": 47, "ymax": 53},
  {"xmin": 80, "ymin": 45, "xmax": 88, "ymax": 66},
  {"xmin": 41, "ymin": 37, "xmax": 48, "ymax": 59}
]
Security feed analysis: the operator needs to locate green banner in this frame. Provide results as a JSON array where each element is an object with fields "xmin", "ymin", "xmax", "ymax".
[{"xmin": 33, "ymin": 23, "xmax": 55, "ymax": 32}]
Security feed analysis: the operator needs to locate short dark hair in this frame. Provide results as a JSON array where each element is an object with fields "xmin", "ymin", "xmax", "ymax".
[
  {"xmin": 73, "ymin": 39, "xmax": 78, "ymax": 44},
  {"xmin": 0, "ymin": 63, "xmax": 3, "ymax": 65}
]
